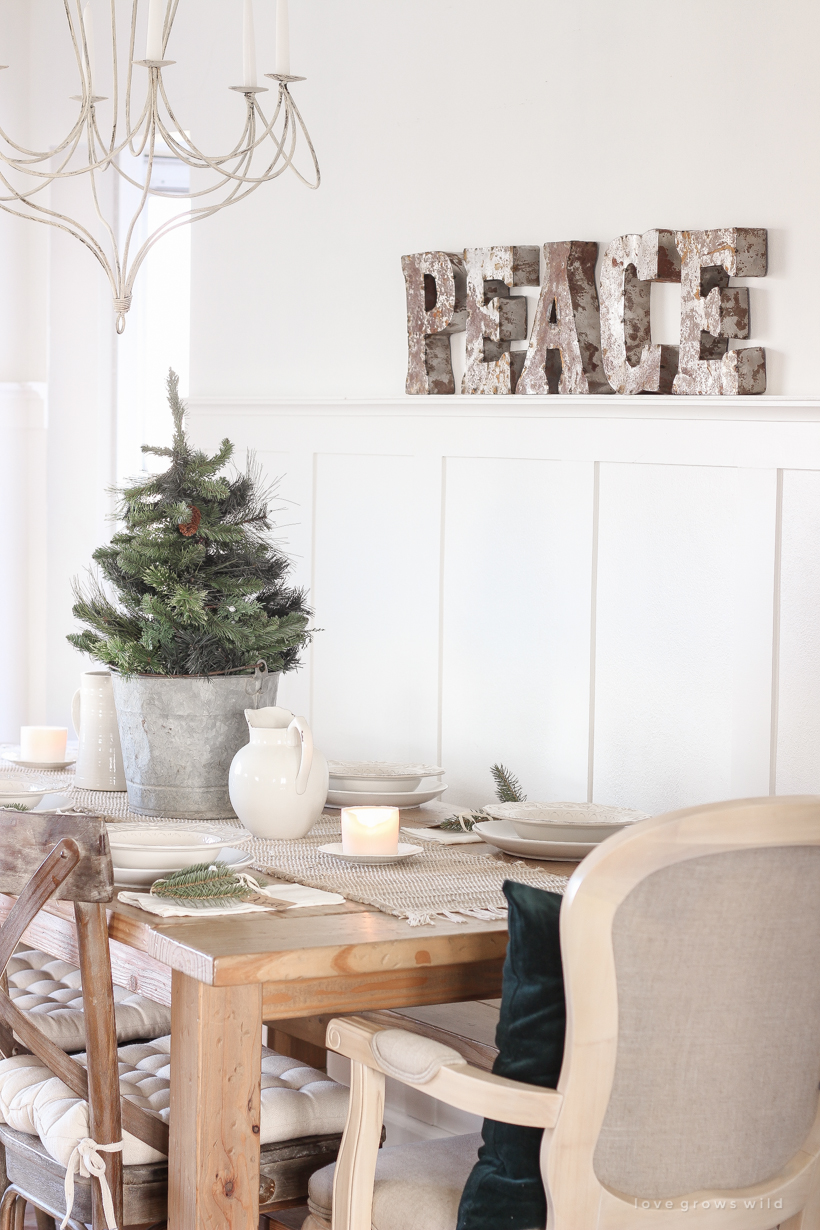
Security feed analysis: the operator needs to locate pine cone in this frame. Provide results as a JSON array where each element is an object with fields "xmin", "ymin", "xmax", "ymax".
[{"xmin": 179, "ymin": 505, "xmax": 201, "ymax": 536}]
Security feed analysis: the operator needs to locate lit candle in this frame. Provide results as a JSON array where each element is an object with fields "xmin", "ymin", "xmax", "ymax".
[
  {"xmin": 242, "ymin": 0, "xmax": 257, "ymax": 88},
  {"xmin": 20, "ymin": 727, "xmax": 68, "ymax": 763},
  {"xmin": 83, "ymin": 3, "xmax": 95, "ymax": 88},
  {"xmin": 341, "ymin": 807, "xmax": 400, "ymax": 857},
  {"xmin": 275, "ymin": 0, "xmax": 290, "ymax": 75},
  {"xmin": 145, "ymin": 0, "xmax": 164, "ymax": 62}
]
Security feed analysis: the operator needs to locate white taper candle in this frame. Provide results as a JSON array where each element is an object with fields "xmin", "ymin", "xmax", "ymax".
[
  {"xmin": 243, "ymin": 0, "xmax": 257, "ymax": 87},
  {"xmin": 83, "ymin": 3, "xmax": 95, "ymax": 88},
  {"xmin": 145, "ymin": 0, "xmax": 164, "ymax": 62},
  {"xmin": 275, "ymin": 0, "xmax": 290, "ymax": 75}
]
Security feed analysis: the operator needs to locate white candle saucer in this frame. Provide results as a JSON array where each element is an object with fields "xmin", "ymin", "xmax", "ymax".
[
  {"xmin": 2, "ymin": 750, "xmax": 77, "ymax": 772},
  {"xmin": 317, "ymin": 842, "xmax": 423, "ymax": 865}
]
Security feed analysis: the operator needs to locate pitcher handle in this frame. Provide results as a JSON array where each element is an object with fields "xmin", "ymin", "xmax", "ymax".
[
  {"xmin": 290, "ymin": 716, "xmax": 313, "ymax": 796},
  {"xmin": 71, "ymin": 689, "xmax": 81, "ymax": 736}
]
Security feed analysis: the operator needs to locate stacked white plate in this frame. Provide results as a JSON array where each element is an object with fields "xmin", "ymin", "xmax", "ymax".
[
  {"xmin": 107, "ymin": 824, "xmax": 253, "ymax": 888},
  {"xmin": 475, "ymin": 802, "xmax": 649, "ymax": 861},
  {"xmin": 326, "ymin": 761, "xmax": 447, "ymax": 808},
  {"xmin": 0, "ymin": 777, "xmax": 51, "ymax": 809}
]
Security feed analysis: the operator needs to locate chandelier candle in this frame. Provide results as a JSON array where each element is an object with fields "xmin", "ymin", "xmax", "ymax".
[
  {"xmin": 275, "ymin": 0, "xmax": 290, "ymax": 75},
  {"xmin": 243, "ymin": 0, "xmax": 257, "ymax": 88},
  {"xmin": 82, "ymin": 4, "xmax": 95, "ymax": 86},
  {"xmin": 145, "ymin": 0, "xmax": 164, "ymax": 61},
  {"xmin": 341, "ymin": 807, "xmax": 400, "ymax": 857},
  {"xmin": 20, "ymin": 727, "xmax": 68, "ymax": 764}
]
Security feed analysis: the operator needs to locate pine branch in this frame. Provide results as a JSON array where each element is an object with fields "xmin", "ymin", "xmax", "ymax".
[
  {"xmin": 491, "ymin": 763, "xmax": 527, "ymax": 803},
  {"xmin": 151, "ymin": 860, "xmax": 253, "ymax": 899}
]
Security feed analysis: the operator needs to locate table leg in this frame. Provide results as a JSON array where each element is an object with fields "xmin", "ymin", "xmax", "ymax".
[{"xmin": 169, "ymin": 970, "xmax": 263, "ymax": 1230}]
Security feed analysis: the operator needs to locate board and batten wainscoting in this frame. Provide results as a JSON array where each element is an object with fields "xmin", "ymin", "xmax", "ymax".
[{"xmin": 188, "ymin": 396, "xmax": 820, "ymax": 817}]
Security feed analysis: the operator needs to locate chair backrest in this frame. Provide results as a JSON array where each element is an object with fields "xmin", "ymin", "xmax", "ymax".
[
  {"xmin": 0, "ymin": 811, "xmax": 168, "ymax": 1230},
  {"xmin": 548, "ymin": 796, "xmax": 820, "ymax": 1230}
]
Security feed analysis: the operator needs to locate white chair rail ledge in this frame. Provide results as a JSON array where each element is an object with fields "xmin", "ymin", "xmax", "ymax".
[{"xmin": 315, "ymin": 796, "xmax": 820, "ymax": 1230}]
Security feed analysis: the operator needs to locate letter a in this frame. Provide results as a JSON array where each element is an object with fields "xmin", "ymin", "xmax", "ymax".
[{"xmin": 517, "ymin": 241, "xmax": 611, "ymax": 395}]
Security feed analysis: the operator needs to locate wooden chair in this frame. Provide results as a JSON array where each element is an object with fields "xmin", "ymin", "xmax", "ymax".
[
  {"xmin": 0, "ymin": 811, "xmax": 347, "ymax": 1230},
  {"xmin": 311, "ymin": 795, "xmax": 820, "ymax": 1230}
]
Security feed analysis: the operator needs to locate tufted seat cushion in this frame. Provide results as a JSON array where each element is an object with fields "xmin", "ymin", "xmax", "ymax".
[
  {"xmin": 308, "ymin": 1133, "xmax": 482, "ymax": 1230},
  {"xmin": 0, "ymin": 1035, "xmax": 349, "ymax": 1172},
  {"xmin": 7, "ymin": 949, "xmax": 171, "ymax": 1051}
]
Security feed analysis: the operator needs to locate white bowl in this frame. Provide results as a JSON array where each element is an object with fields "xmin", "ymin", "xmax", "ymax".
[
  {"xmin": 327, "ymin": 762, "xmax": 443, "ymax": 794},
  {"xmin": 330, "ymin": 775, "xmax": 423, "ymax": 793},
  {"xmin": 482, "ymin": 802, "xmax": 648, "ymax": 844},
  {"xmin": 114, "ymin": 846, "xmax": 254, "ymax": 888},
  {"xmin": 107, "ymin": 825, "xmax": 249, "ymax": 871},
  {"xmin": 0, "ymin": 778, "xmax": 48, "ymax": 809}
]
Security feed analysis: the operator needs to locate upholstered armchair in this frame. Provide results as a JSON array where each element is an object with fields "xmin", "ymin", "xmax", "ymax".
[{"xmin": 308, "ymin": 795, "xmax": 820, "ymax": 1230}]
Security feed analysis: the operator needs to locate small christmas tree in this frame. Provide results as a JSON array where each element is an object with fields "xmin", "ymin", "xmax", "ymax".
[{"xmin": 67, "ymin": 370, "xmax": 312, "ymax": 677}]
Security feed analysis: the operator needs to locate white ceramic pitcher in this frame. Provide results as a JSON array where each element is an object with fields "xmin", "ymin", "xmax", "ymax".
[
  {"xmin": 228, "ymin": 706, "xmax": 328, "ymax": 838},
  {"xmin": 71, "ymin": 671, "xmax": 126, "ymax": 791}
]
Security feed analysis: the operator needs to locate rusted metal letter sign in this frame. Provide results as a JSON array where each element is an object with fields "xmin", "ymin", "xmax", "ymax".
[{"xmin": 402, "ymin": 227, "xmax": 767, "ymax": 396}]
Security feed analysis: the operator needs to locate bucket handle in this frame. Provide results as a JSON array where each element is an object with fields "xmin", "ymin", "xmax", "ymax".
[{"xmin": 289, "ymin": 716, "xmax": 313, "ymax": 796}]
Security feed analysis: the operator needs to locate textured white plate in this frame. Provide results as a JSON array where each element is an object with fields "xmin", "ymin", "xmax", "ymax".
[
  {"xmin": 113, "ymin": 846, "xmax": 253, "ymax": 888},
  {"xmin": 327, "ymin": 761, "xmax": 444, "ymax": 779},
  {"xmin": 483, "ymin": 802, "xmax": 647, "ymax": 842},
  {"xmin": 108, "ymin": 825, "xmax": 250, "ymax": 870},
  {"xmin": 0, "ymin": 778, "xmax": 50, "ymax": 808},
  {"xmin": 1, "ymin": 751, "xmax": 76, "ymax": 771},
  {"xmin": 326, "ymin": 784, "xmax": 448, "ymax": 808},
  {"xmin": 474, "ymin": 820, "xmax": 597, "ymax": 861},
  {"xmin": 318, "ymin": 842, "xmax": 423, "ymax": 865}
]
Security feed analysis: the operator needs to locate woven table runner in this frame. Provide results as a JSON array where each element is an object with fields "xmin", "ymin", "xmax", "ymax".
[
  {"xmin": 1, "ymin": 753, "xmax": 569, "ymax": 926},
  {"xmin": 243, "ymin": 814, "xmax": 567, "ymax": 926}
]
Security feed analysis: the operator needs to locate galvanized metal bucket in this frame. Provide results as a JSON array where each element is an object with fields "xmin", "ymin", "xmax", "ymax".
[{"xmin": 110, "ymin": 668, "xmax": 280, "ymax": 819}]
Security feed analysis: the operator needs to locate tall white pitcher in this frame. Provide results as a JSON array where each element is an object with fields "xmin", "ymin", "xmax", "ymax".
[
  {"xmin": 229, "ymin": 706, "xmax": 328, "ymax": 837},
  {"xmin": 71, "ymin": 671, "xmax": 126, "ymax": 791}
]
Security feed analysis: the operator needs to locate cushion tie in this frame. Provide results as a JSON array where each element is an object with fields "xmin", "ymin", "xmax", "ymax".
[{"xmin": 61, "ymin": 1137, "xmax": 123, "ymax": 1230}]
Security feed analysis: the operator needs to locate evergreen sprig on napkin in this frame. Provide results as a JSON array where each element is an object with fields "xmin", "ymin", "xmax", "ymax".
[
  {"xmin": 490, "ymin": 763, "xmax": 527, "ymax": 803},
  {"xmin": 151, "ymin": 860, "xmax": 255, "ymax": 900}
]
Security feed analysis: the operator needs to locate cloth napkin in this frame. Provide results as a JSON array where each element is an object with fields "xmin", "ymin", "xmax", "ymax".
[
  {"xmin": 401, "ymin": 825, "xmax": 483, "ymax": 846},
  {"xmin": 117, "ymin": 881, "xmax": 345, "ymax": 917}
]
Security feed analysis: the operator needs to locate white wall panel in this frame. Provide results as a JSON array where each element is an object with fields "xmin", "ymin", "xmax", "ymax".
[
  {"xmin": 440, "ymin": 458, "xmax": 594, "ymax": 808},
  {"xmin": 593, "ymin": 463, "xmax": 776, "ymax": 816},
  {"xmin": 776, "ymin": 471, "xmax": 820, "ymax": 793},
  {"xmin": 310, "ymin": 453, "xmax": 441, "ymax": 764}
]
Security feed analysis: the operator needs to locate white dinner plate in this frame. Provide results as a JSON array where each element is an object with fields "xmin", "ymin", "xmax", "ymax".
[
  {"xmin": 317, "ymin": 842, "xmax": 423, "ymax": 865},
  {"xmin": 108, "ymin": 824, "xmax": 250, "ymax": 870},
  {"xmin": 0, "ymin": 779, "xmax": 51, "ymax": 808},
  {"xmin": 1, "ymin": 750, "xmax": 77, "ymax": 772},
  {"xmin": 328, "ymin": 761, "xmax": 444, "ymax": 793},
  {"xmin": 325, "ymin": 785, "xmax": 448, "ymax": 808},
  {"xmin": 474, "ymin": 820, "xmax": 597, "ymax": 861},
  {"xmin": 113, "ymin": 846, "xmax": 254, "ymax": 888}
]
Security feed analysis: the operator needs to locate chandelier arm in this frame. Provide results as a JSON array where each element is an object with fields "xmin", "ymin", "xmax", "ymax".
[
  {"xmin": 150, "ymin": 96, "xmax": 298, "ymax": 186},
  {"xmin": 153, "ymin": 102, "xmax": 255, "ymax": 170},
  {"xmin": 107, "ymin": 0, "xmax": 120, "ymax": 157},
  {"xmin": 164, "ymin": 0, "xmax": 182, "ymax": 56},
  {"xmin": 120, "ymin": 130, "xmax": 160, "ymax": 278},
  {"xmin": 125, "ymin": 0, "xmax": 139, "ymax": 150},
  {"xmin": 0, "ymin": 130, "xmax": 90, "ymax": 200},
  {"xmin": 279, "ymin": 91, "xmax": 321, "ymax": 189},
  {"xmin": 85, "ymin": 133, "xmax": 123, "ymax": 292},
  {"xmin": 155, "ymin": 75, "xmax": 290, "ymax": 168},
  {"xmin": 0, "ymin": 197, "xmax": 116, "ymax": 291}
]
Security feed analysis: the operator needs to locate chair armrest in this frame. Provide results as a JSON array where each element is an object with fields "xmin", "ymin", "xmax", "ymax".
[{"xmin": 326, "ymin": 1015, "xmax": 562, "ymax": 1129}]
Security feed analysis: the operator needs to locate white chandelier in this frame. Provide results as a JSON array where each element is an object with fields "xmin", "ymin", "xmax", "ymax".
[{"xmin": 0, "ymin": 0, "xmax": 319, "ymax": 332}]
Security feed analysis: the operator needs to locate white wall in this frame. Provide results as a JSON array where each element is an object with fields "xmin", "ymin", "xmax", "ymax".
[
  {"xmin": 188, "ymin": 397, "xmax": 820, "ymax": 814},
  {"xmin": 188, "ymin": 0, "xmax": 820, "ymax": 400}
]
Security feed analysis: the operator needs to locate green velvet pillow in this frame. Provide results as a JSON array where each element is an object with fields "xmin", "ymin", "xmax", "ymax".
[{"xmin": 456, "ymin": 881, "xmax": 566, "ymax": 1230}]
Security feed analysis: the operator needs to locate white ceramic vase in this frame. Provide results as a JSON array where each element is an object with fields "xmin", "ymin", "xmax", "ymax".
[
  {"xmin": 228, "ymin": 706, "xmax": 328, "ymax": 839},
  {"xmin": 71, "ymin": 671, "xmax": 127, "ymax": 791}
]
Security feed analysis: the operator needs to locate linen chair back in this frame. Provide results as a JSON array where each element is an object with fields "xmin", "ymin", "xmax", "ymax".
[
  {"xmin": 0, "ymin": 812, "xmax": 169, "ymax": 1230},
  {"xmin": 549, "ymin": 796, "xmax": 820, "ymax": 1230}
]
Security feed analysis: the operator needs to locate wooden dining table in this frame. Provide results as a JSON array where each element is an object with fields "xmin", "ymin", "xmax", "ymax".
[{"xmin": 0, "ymin": 806, "xmax": 579, "ymax": 1230}]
